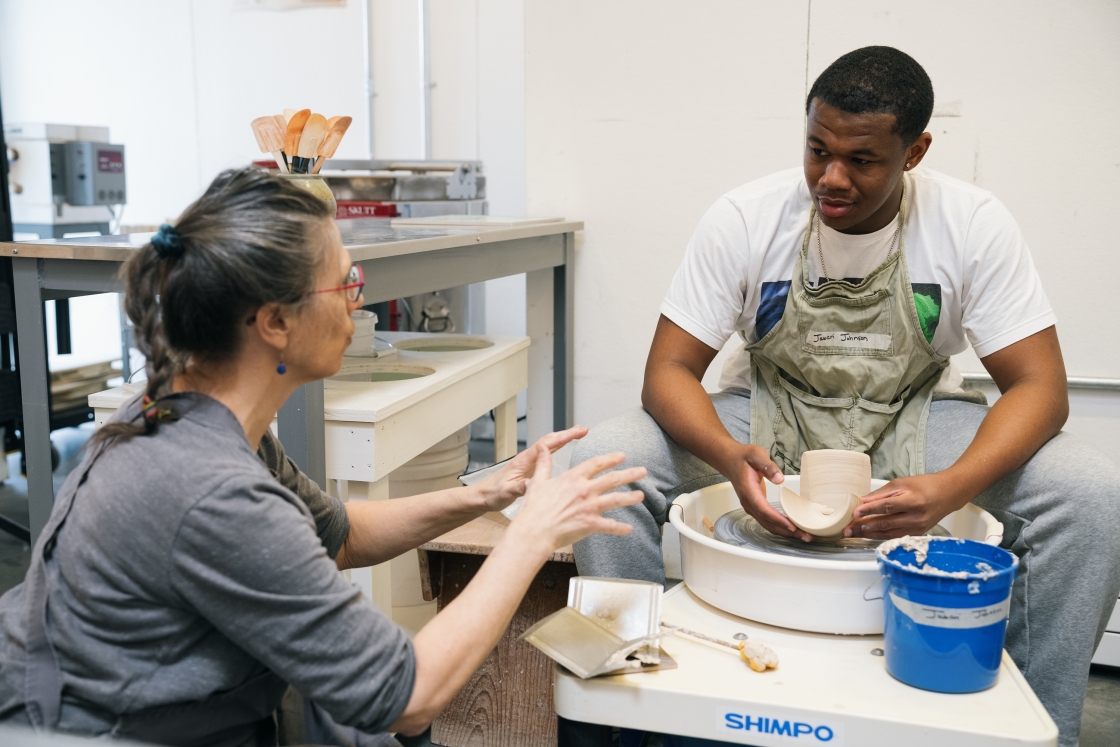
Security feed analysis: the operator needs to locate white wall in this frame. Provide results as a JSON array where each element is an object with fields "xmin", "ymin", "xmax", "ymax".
[
  {"xmin": 0, "ymin": 0, "xmax": 200, "ymax": 226},
  {"xmin": 804, "ymin": 0, "xmax": 1120, "ymax": 381},
  {"xmin": 2, "ymin": 0, "xmax": 528, "ymax": 375},
  {"xmin": 425, "ymin": 0, "xmax": 528, "ymax": 342},
  {"xmin": 371, "ymin": 0, "xmax": 424, "ymax": 157},
  {"xmin": 525, "ymin": 0, "xmax": 810, "ymax": 419},
  {"xmin": 0, "ymin": 0, "xmax": 371, "ymax": 372},
  {"xmin": 523, "ymin": 0, "xmax": 1120, "ymax": 463},
  {"xmin": 192, "ymin": 1, "xmax": 372, "ymax": 179},
  {"xmin": 0, "ymin": 0, "xmax": 371, "ymax": 226}
]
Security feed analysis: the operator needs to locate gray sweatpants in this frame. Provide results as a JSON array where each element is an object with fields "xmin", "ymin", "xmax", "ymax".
[{"xmin": 571, "ymin": 389, "xmax": 1120, "ymax": 747}]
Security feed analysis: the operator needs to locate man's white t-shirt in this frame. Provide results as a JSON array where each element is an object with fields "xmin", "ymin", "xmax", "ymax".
[{"xmin": 659, "ymin": 167, "xmax": 1056, "ymax": 391}]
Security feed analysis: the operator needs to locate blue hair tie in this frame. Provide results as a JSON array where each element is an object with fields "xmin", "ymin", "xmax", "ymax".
[{"xmin": 151, "ymin": 223, "xmax": 184, "ymax": 260}]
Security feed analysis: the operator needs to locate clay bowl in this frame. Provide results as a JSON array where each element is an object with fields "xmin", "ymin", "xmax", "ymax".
[{"xmin": 781, "ymin": 449, "xmax": 872, "ymax": 538}]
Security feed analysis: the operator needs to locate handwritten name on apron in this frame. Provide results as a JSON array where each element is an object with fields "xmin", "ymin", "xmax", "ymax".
[{"xmin": 805, "ymin": 331, "xmax": 892, "ymax": 350}]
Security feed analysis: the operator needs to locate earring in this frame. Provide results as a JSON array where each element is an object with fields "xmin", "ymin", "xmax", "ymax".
[{"xmin": 277, "ymin": 358, "xmax": 287, "ymax": 375}]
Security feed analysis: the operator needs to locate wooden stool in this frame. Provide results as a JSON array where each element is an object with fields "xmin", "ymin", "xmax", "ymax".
[{"xmin": 419, "ymin": 512, "xmax": 574, "ymax": 747}]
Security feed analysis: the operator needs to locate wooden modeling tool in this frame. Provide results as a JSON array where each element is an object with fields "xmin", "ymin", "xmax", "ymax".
[
  {"xmin": 291, "ymin": 113, "xmax": 327, "ymax": 174},
  {"xmin": 283, "ymin": 109, "xmax": 311, "ymax": 171},
  {"xmin": 662, "ymin": 623, "xmax": 778, "ymax": 672},
  {"xmin": 272, "ymin": 115, "xmax": 290, "ymax": 170},
  {"xmin": 778, "ymin": 449, "xmax": 871, "ymax": 538},
  {"xmin": 250, "ymin": 116, "xmax": 289, "ymax": 174},
  {"xmin": 312, "ymin": 115, "xmax": 352, "ymax": 173},
  {"xmin": 282, "ymin": 108, "xmax": 297, "ymax": 123}
]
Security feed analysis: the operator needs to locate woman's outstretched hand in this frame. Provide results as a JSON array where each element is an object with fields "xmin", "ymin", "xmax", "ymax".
[
  {"xmin": 475, "ymin": 425, "xmax": 589, "ymax": 512},
  {"xmin": 508, "ymin": 447, "xmax": 647, "ymax": 553},
  {"xmin": 393, "ymin": 444, "xmax": 647, "ymax": 736}
]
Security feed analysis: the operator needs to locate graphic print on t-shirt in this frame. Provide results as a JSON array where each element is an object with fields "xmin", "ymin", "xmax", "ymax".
[
  {"xmin": 756, "ymin": 281, "xmax": 792, "ymax": 339},
  {"xmin": 911, "ymin": 283, "xmax": 942, "ymax": 344},
  {"xmin": 755, "ymin": 279, "xmax": 942, "ymax": 345}
]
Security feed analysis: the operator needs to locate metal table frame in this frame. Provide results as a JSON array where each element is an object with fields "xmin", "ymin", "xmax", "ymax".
[{"xmin": 3, "ymin": 219, "xmax": 579, "ymax": 544}]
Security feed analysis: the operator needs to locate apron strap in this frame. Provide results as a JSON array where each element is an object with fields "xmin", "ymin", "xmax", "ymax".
[
  {"xmin": 23, "ymin": 439, "xmax": 110, "ymax": 731},
  {"xmin": 20, "ymin": 410, "xmax": 287, "ymax": 744}
]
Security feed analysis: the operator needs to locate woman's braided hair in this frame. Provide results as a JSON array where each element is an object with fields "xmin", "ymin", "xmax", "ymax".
[{"xmin": 92, "ymin": 167, "xmax": 332, "ymax": 448}]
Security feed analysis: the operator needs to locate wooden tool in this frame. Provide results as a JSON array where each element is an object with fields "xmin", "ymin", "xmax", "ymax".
[
  {"xmin": 291, "ymin": 112, "xmax": 326, "ymax": 174},
  {"xmin": 312, "ymin": 115, "xmax": 352, "ymax": 174},
  {"xmin": 283, "ymin": 109, "xmax": 311, "ymax": 171},
  {"xmin": 283, "ymin": 108, "xmax": 297, "ymax": 123},
  {"xmin": 250, "ymin": 116, "xmax": 289, "ymax": 174},
  {"xmin": 662, "ymin": 622, "xmax": 778, "ymax": 672}
]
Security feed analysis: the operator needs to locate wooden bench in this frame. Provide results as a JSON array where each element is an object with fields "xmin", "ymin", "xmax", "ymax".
[{"xmin": 419, "ymin": 512, "xmax": 576, "ymax": 747}]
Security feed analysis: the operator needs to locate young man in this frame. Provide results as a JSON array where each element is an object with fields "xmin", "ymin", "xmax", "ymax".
[{"xmin": 572, "ymin": 46, "xmax": 1120, "ymax": 746}]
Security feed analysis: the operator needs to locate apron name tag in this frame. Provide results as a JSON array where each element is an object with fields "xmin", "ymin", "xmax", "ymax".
[{"xmin": 806, "ymin": 330, "xmax": 892, "ymax": 350}]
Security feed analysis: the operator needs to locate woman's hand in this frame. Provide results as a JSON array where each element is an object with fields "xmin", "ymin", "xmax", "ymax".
[
  {"xmin": 393, "ymin": 445, "xmax": 647, "ymax": 736},
  {"xmin": 506, "ymin": 447, "xmax": 647, "ymax": 554},
  {"xmin": 473, "ymin": 425, "xmax": 589, "ymax": 512}
]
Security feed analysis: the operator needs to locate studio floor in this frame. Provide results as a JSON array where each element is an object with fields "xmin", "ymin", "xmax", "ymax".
[{"xmin": 0, "ymin": 429, "xmax": 1116, "ymax": 747}]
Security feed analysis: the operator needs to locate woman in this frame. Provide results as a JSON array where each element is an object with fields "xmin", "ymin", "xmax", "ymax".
[{"xmin": 0, "ymin": 168, "xmax": 644, "ymax": 745}]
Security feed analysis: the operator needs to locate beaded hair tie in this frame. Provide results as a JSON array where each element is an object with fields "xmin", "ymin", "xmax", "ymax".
[{"xmin": 141, "ymin": 395, "xmax": 178, "ymax": 424}]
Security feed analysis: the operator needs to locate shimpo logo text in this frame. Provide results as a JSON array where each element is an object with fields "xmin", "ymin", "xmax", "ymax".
[{"xmin": 719, "ymin": 711, "xmax": 842, "ymax": 744}]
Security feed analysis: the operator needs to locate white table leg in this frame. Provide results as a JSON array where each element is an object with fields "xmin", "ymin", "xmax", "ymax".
[
  {"xmin": 341, "ymin": 477, "xmax": 393, "ymax": 615},
  {"xmin": 494, "ymin": 394, "xmax": 519, "ymax": 462}
]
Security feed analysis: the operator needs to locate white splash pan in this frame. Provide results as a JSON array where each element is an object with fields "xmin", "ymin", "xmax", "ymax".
[{"xmin": 669, "ymin": 478, "xmax": 1005, "ymax": 635}]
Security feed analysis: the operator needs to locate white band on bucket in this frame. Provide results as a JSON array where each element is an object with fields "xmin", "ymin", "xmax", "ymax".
[{"xmin": 889, "ymin": 592, "xmax": 1010, "ymax": 629}]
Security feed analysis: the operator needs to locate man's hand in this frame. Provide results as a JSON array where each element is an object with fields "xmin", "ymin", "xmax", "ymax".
[
  {"xmin": 473, "ymin": 425, "xmax": 589, "ymax": 512},
  {"xmin": 642, "ymin": 316, "xmax": 810, "ymax": 537},
  {"xmin": 719, "ymin": 444, "xmax": 810, "ymax": 541},
  {"xmin": 845, "ymin": 472, "xmax": 961, "ymax": 539},
  {"xmin": 847, "ymin": 327, "xmax": 1069, "ymax": 540}
]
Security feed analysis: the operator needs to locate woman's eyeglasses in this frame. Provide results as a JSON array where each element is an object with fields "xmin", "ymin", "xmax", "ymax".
[{"xmin": 311, "ymin": 264, "xmax": 364, "ymax": 302}]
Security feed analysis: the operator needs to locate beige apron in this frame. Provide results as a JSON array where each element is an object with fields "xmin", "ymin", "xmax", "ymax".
[{"xmin": 746, "ymin": 191, "xmax": 948, "ymax": 480}]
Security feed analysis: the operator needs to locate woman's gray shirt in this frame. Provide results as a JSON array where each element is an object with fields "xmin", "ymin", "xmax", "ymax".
[{"xmin": 0, "ymin": 393, "xmax": 415, "ymax": 734}]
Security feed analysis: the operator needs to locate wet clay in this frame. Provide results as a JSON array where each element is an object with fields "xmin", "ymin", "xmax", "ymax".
[
  {"xmin": 778, "ymin": 450, "xmax": 871, "ymax": 537},
  {"xmin": 879, "ymin": 536, "xmax": 1001, "ymax": 580}
]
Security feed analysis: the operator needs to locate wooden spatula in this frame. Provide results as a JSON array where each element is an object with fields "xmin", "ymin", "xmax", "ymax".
[
  {"xmin": 283, "ymin": 109, "xmax": 312, "ymax": 171},
  {"xmin": 250, "ymin": 116, "xmax": 289, "ymax": 174},
  {"xmin": 292, "ymin": 113, "xmax": 326, "ymax": 174},
  {"xmin": 312, "ymin": 116, "xmax": 353, "ymax": 174},
  {"xmin": 273, "ymin": 115, "xmax": 290, "ymax": 168}
]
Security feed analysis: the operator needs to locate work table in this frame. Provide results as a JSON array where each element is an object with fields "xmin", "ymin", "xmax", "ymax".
[{"xmin": 3, "ymin": 217, "xmax": 580, "ymax": 543}]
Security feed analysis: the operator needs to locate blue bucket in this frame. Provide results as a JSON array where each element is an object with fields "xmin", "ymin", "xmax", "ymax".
[{"xmin": 876, "ymin": 536, "xmax": 1019, "ymax": 693}]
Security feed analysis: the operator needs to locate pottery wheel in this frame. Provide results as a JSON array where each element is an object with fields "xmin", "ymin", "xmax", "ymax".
[{"xmin": 713, "ymin": 505, "xmax": 950, "ymax": 561}]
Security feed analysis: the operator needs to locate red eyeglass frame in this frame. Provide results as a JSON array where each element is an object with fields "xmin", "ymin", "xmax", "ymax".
[{"xmin": 311, "ymin": 263, "xmax": 364, "ymax": 302}]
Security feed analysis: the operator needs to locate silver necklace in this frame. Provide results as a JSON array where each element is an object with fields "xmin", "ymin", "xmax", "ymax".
[{"xmin": 815, "ymin": 210, "xmax": 902, "ymax": 283}]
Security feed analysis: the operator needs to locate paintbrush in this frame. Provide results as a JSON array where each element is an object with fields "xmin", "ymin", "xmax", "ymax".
[
  {"xmin": 250, "ymin": 116, "xmax": 289, "ymax": 174},
  {"xmin": 312, "ymin": 115, "xmax": 352, "ymax": 174},
  {"xmin": 283, "ymin": 109, "xmax": 311, "ymax": 173}
]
